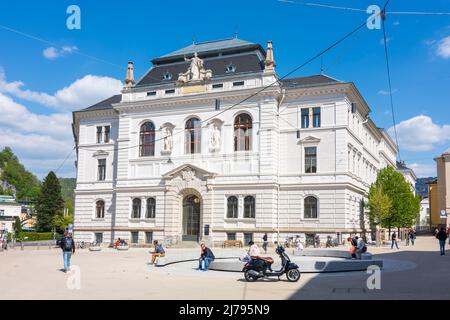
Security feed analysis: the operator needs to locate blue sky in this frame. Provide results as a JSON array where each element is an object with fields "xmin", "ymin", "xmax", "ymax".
[{"xmin": 0, "ymin": 0, "xmax": 449, "ymax": 179}]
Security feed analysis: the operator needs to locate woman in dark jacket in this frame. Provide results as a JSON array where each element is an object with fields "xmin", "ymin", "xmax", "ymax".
[{"xmin": 436, "ymin": 227, "xmax": 448, "ymax": 255}]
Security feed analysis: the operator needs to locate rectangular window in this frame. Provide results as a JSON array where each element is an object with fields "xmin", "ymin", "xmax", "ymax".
[
  {"xmin": 212, "ymin": 83, "xmax": 223, "ymax": 89},
  {"xmin": 0, "ymin": 210, "xmax": 4, "ymax": 216},
  {"xmin": 97, "ymin": 159, "xmax": 106, "ymax": 181},
  {"xmin": 227, "ymin": 233, "xmax": 236, "ymax": 241},
  {"xmin": 145, "ymin": 232, "xmax": 153, "ymax": 244},
  {"xmin": 94, "ymin": 233, "xmax": 103, "ymax": 244},
  {"xmin": 104, "ymin": 126, "xmax": 111, "ymax": 143},
  {"xmin": 305, "ymin": 147, "xmax": 317, "ymax": 173},
  {"xmin": 96, "ymin": 126, "xmax": 103, "ymax": 144},
  {"xmin": 165, "ymin": 89, "xmax": 175, "ymax": 94},
  {"xmin": 312, "ymin": 107, "xmax": 321, "ymax": 128},
  {"xmin": 131, "ymin": 232, "xmax": 139, "ymax": 244},
  {"xmin": 351, "ymin": 102, "xmax": 356, "ymax": 113},
  {"xmin": 233, "ymin": 81, "xmax": 244, "ymax": 87},
  {"xmin": 147, "ymin": 91, "xmax": 156, "ymax": 96},
  {"xmin": 243, "ymin": 233, "xmax": 253, "ymax": 245},
  {"xmin": 301, "ymin": 108, "xmax": 309, "ymax": 128}
]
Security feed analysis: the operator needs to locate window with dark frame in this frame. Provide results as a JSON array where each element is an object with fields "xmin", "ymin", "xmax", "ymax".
[
  {"xmin": 132, "ymin": 198, "xmax": 141, "ymax": 219},
  {"xmin": 227, "ymin": 233, "xmax": 236, "ymax": 241},
  {"xmin": 131, "ymin": 232, "xmax": 139, "ymax": 244},
  {"xmin": 234, "ymin": 113, "xmax": 252, "ymax": 151},
  {"xmin": 243, "ymin": 233, "xmax": 253, "ymax": 245},
  {"xmin": 94, "ymin": 233, "xmax": 103, "ymax": 244},
  {"xmin": 233, "ymin": 81, "xmax": 244, "ymax": 87},
  {"xmin": 97, "ymin": 159, "xmax": 106, "ymax": 181},
  {"xmin": 146, "ymin": 197, "xmax": 156, "ymax": 219},
  {"xmin": 243, "ymin": 196, "xmax": 255, "ymax": 218},
  {"xmin": 212, "ymin": 83, "xmax": 223, "ymax": 89},
  {"xmin": 147, "ymin": 91, "xmax": 156, "ymax": 96},
  {"xmin": 104, "ymin": 126, "xmax": 111, "ymax": 143},
  {"xmin": 301, "ymin": 108, "xmax": 309, "ymax": 128},
  {"xmin": 304, "ymin": 196, "xmax": 318, "ymax": 219},
  {"xmin": 139, "ymin": 122, "xmax": 155, "ymax": 157},
  {"xmin": 185, "ymin": 117, "xmax": 201, "ymax": 154},
  {"xmin": 305, "ymin": 147, "xmax": 317, "ymax": 173},
  {"xmin": 145, "ymin": 232, "xmax": 153, "ymax": 244},
  {"xmin": 227, "ymin": 196, "xmax": 238, "ymax": 218},
  {"xmin": 312, "ymin": 107, "xmax": 321, "ymax": 128},
  {"xmin": 95, "ymin": 200, "xmax": 105, "ymax": 219},
  {"xmin": 165, "ymin": 89, "xmax": 175, "ymax": 94},
  {"xmin": 96, "ymin": 126, "xmax": 103, "ymax": 143}
]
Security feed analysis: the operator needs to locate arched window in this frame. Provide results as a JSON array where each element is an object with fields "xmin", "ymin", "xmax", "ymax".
[
  {"xmin": 227, "ymin": 196, "xmax": 238, "ymax": 218},
  {"xmin": 146, "ymin": 197, "xmax": 156, "ymax": 219},
  {"xmin": 234, "ymin": 113, "xmax": 252, "ymax": 151},
  {"xmin": 139, "ymin": 122, "xmax": 155, "ymax": 157},
  {"xmin": 243, "ymin": 196, "xmax": 255, "ymax": 218},
  {"xmin": 185, "ymin": 117, "xmax": 201, "ymax": 154},
  {"xmin": 95, "ymin": 200, "xmax": 105, "ymax": 219},
  {"xmin": 132, "ymin": 198, "xmax": 141, "ymax": 219},
  {"xmin": 304, "ymin": 196, "xmax": 318, "ymax": 219}
]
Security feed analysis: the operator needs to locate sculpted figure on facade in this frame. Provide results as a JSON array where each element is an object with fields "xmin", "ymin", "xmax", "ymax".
[
  {"xmin": 163, "ymin": 126, "xmax": 173, "ymax": 152},
  {"xmin": 177, "ymin": 52, "xmax": 212, "ymax": 83},
  {"xmin": 209, "ymin": 122, "xmax": 221, "ymax": 151}
]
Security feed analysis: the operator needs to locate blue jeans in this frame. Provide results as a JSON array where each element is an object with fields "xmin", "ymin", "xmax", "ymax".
[
  {"xmin": 439, "ymin": 240, "xmax": 445, "ymax": 255},
  {"xmin": 63, "ymin": 251, "xmax": 72, "ymax": 270},
  {"xmin": 198, "ymin": 257, "xmax": 213, "ymax": 270},
  {"xmin": 391, "ymin": 240, "xmax": 398, "ymax": 249}
]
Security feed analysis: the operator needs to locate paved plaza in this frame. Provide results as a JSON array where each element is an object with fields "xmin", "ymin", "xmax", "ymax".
[{"xmin": 0, "ymin": 236, "xmax": 448, "ymax": 300}]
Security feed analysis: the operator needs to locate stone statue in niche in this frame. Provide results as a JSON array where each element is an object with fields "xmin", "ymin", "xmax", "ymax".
[
  {"xmin": 209, "ymin": 123, "xmax": 221, "ymax": 151},
  {"xmin": 162, "ymin": 126, "xmax": 173, "ymax": 152}
]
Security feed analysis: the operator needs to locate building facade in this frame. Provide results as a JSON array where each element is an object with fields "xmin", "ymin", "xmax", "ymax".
[
  {"xmin": 72, "ymin": 38, "xmax": 397, "ymax": 246},
  {"xmin": 0, "ymin": 195, "xmax": 21, "ymax": 237},
  {"xmin": 434, "ymin": 148, "xmax": 450, "ymax": 228}
]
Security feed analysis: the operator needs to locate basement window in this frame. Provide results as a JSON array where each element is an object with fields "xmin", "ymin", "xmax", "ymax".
[
  {"xmin": 147, "ymin": 91, "xmax": 156, "ymax": 96},
  {"xmin": 233, "ymin": 81, "xmax": 244, "ymax": 87},
  {"xmin": 212, "ymin": 83, "xmax": 224, "ymax": 89},
  {"xmin": 165, "ymin": 89, "xmax": 175, "ymax": 94}
]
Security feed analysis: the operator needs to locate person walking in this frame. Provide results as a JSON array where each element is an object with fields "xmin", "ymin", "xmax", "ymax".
[
  {"xmin": 391, "ymin": 232, "xmax": 399, "ymax": 249},
  {"xmin": 150, "ymin": 240, "xmax": 165, "ymax": 265},
  {"xmin": 197, "ymin": 243, "xmax": 215, "ymax": 271},
  {"xmin": 436, "ymin": 227, "xmax": 448, "ymax": 255},
  {"xmin": 405, "ymin": 230, "xmax": 410, "ymax": 246},
  {"xmin": 59, "ymin": 232, "xmax": 75, "ymax": 273},
  {"xmin": 262, "ymin": 233, "xmax": 269, "ymax": 254},
  {"xmin": 410, "ymin": 229, "xmax": 416, "ymax": 246}
]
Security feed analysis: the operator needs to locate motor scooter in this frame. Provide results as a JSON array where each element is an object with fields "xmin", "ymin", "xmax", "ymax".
[{"xmin": 242, "ymin": 245, "xmax": 300, "ymax": 282}]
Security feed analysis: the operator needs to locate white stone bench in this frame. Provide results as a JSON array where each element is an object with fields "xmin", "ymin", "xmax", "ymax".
[
  {"xmin": 89, "ymin": 247, "xmax": 102, "ymax": 252},
  {"xmin": 116, "ymin": 246, "xmax": 129, "ymax": 251}
]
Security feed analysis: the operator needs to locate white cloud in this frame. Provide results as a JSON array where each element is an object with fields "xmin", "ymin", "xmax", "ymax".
[
  {"xmin": 408, "ymin": 163, "xmax": 436, "ymax": 178},
  {"xmin": 378, "ymin": 89, "xmax": 397, "ymax": 95},
  {"xmin": 388, "ymin": 115, "xmax": 450, "ymax": 152},
  {"xmin": 0, "ymin": 69, "xmax": 122, "ymax": 111},
  {"xmin": 436, "ymin": 36, "xmax": 450, "ymax": 59},
  {"xmin": 43, "ymin": 46, "xmax": 78, "ymax": 60}
]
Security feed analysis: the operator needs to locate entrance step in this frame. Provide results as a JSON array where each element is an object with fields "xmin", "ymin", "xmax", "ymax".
[{"xmin": 168, "ymin": 241, "xmax": 200, "ymax": 249}]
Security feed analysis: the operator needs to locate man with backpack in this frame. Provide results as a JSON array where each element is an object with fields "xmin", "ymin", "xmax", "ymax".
[{"xmin": 59, "ymin": 232, "xmax": 75, "ymax": 273}]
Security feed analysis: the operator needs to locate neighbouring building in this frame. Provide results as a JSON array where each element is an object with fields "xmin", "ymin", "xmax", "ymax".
[
  {"xmin": 397, "ymin": 161, "xmax": 417, "ymax": 196},
  {"xmin": 434, "ymin": 148, "xmax": 450, "ymax": 228},
  {"xmin": 72, "ymin": 38, "xmax": 398, "ymax": 246},
  {"xmin": 0, "ymin": 195, "xmax": 21, "ymax": 237},
  {"xmin": 417, "ymin": 197, "xmax": 430, "ymax": 231}
]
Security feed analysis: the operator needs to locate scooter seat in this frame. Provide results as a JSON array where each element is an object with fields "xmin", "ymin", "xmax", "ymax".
[{"xmin": 251, "ymin": 256, "xmax": 274, "ymax": 265}]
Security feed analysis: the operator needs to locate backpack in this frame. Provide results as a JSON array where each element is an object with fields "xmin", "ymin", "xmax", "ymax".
[{"xmin": 64, "ymin": 238, "xmax": 73, "ymax": 251}]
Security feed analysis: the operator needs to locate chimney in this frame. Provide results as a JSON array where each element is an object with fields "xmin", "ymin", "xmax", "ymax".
[
  {"xmin": 264, "ymin": 40, "xmax": 276, "ymax": 73},
  {"xmin": 124, "ymin": 61, "xmax": 135, "ymax": 89}
]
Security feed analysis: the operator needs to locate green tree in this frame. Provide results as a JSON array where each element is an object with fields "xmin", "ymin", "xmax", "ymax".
[
  {"xmin": 0, "ymin": 147, "xmax": 40, "ymax": 202},
  {"xmin": 34, "ymin": 171, "xmax": 64, "ymax": 232},
  {"xmin": 367, "ymin": 186, "xmax": 392, "ymax": 246},
  {"xmin": 53, "ymin": 213, "xmax": 74, "ymax": 232},
  {"xmin": 371, "ymin": 166, "xmax": 421, "ymax": 236},
  {"xmin": 13, "ymin": 216, "xmax": 22, "ymax": 240}
]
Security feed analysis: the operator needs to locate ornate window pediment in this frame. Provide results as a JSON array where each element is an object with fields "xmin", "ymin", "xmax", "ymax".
[{"xmin": 298, "ymin": 136, "xmax": 321, "ymax": 144}]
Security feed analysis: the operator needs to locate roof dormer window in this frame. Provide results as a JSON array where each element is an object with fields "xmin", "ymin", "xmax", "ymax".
[
  {"xmin": 225, "ymin": 62, "xmax": 236, "ymax": 73},
  {"xmin": 163, "ymin": 71, "xmax": 172, "ymax": 81}
]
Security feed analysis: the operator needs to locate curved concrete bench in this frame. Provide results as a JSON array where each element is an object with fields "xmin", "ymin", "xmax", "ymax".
[
  {"xmin": 89, "ymin": 247, "xmax": 102, "ymax": 252},
  {"xmin": 294, "ymin": 249, "xmax": 373, "ymax": 260},
  {"xmin": 155, "ymin": 250, "xmax": 242, "ymax": 267},
  {"xmin": 209, "ymin": 257, "xmax": 383, "ymax": 273},
  {"xmin": 116, "ymin": 246, "xmax": 129, "ymax": 251}
]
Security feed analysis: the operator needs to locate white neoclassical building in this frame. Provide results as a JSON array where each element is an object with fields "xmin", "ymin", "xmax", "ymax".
[{"xmin": 72, "ymin": 38, "xmax": 397, "ymax": 246}]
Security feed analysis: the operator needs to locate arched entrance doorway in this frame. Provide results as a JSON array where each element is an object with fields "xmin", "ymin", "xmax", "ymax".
[{"xmin": 182, "ymin": 194, "xmax": 201, "ymax": 241}]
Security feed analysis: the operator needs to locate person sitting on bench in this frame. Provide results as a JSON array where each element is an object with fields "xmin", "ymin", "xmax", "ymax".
[{"xmin": 150, "ymin": 240, "xmax": 165, "ymax": 264}]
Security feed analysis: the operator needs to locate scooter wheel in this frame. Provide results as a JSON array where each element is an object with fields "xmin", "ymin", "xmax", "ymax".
[
  {"xmin": 286, "ymin": 269, "xmax": 301, "ymax": 282},
  {"xmin": 244, "ymin": 270, "xmax": 258, "ymax": 282}
]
